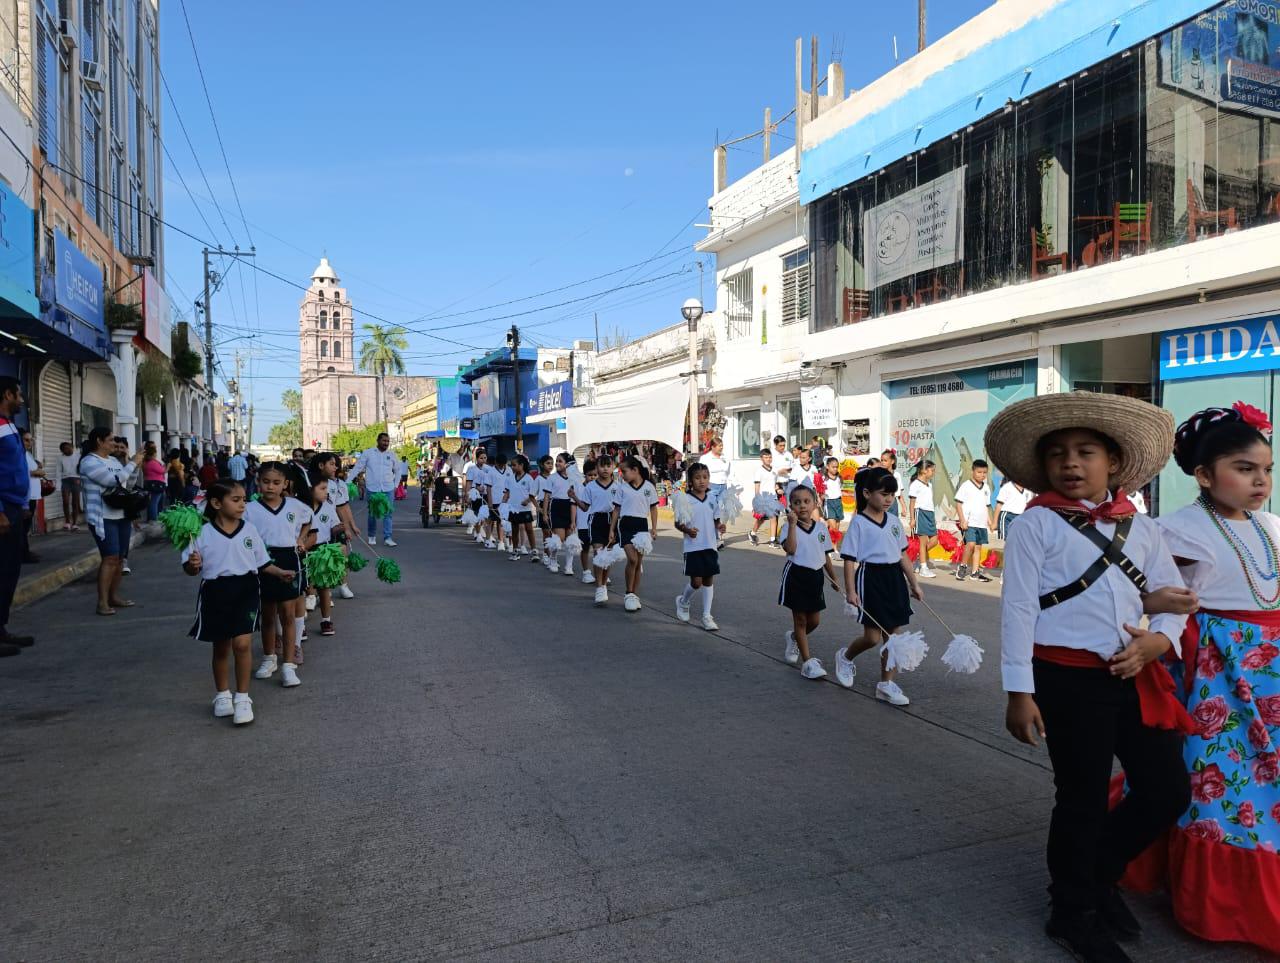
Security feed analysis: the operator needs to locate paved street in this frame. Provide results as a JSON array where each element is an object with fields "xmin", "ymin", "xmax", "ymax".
[{"xmin": 0, "ymin": 509, "xmax": 1265, "ymax": 961}]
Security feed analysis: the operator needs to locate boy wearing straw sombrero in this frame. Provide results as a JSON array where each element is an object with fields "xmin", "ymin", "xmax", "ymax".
[{"xmin": 985, "ymin": 392, "xmax": 1195, "ymax": 962}]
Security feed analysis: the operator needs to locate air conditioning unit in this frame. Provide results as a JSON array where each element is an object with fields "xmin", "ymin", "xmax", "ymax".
[
  {"xmin": 58, "ymin": 19, "xmax": 77, "ymax": 51},
  {"xmin": 82, "ymin": 61, "xmax": 104, "ymax": 91}
]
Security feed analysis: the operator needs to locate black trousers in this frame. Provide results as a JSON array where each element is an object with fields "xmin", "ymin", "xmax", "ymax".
[
  {"xmin": 0, "ymin": 502, "xmax": 25, "ymax": 630},
  {"xmin": 1033, "ymin": 658, "xmax": 1190, "ymax": 913}
]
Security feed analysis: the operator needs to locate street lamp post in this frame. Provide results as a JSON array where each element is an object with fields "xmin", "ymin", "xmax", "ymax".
[{"xmin": 681, "ymin": 298, "xmax": 704, "ymax": 458}]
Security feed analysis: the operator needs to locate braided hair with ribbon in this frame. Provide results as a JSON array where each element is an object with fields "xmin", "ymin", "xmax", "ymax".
[{"xmin": 1172, "ymin": 401, "xmax": 1272, "ymax": 477}]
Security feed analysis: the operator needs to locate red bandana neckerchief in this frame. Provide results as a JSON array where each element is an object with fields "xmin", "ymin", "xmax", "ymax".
[{"xmin": 1026, "ymin": 488, "xmax": 1138, "ymax": 525}]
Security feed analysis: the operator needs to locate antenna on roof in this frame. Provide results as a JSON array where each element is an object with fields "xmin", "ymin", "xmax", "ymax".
[{"xmin": 893, "ymin": 34, "xmax": 899, "ymax": 62}]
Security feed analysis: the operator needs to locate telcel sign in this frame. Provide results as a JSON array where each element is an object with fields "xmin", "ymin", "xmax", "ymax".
[{"xmin": 525, "ymin": 380, "xmax": 573, "ymax": 417}]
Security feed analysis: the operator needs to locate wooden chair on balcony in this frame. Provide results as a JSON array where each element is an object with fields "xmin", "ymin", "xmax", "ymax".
[
  {"xmin": 842, "ymin": 288, "xmax": 870, "ymax": 324},
  {"xmin": 1113, "ymin": 202, "xmax": 1151, "ymax": 257},
  {"xmin": 1187, "ymin": 178, "xmax": 1238, "ymax": 242},
  {"xmin": 1031, "ymin": 228, "xmax": 1069, "ymax": 279}
]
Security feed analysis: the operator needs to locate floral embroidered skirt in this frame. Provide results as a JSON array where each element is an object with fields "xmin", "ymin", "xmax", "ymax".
[{"xmin": 1167, "ymin": 611, "xmax": 1280, "ymax": 953}]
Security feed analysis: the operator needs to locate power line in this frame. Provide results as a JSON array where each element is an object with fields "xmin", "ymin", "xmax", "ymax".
[{"xmin": 158, "ymin": 67, "xmax": 234, "ymax": 245}]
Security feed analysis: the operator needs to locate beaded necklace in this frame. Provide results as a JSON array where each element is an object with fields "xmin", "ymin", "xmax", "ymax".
[{"xmin": 1198, "ymin": 494, "xmax": 1280, "ymax": 608}]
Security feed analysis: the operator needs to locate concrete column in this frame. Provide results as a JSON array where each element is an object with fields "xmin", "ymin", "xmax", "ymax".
[{"xmin": 109, "ymin": 331, "xmax": 139, "ymax": 443}]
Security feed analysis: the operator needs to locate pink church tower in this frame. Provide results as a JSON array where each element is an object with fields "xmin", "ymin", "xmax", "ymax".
[{"xmin": 299, "ymin": 258, "xmax": 355, "ymax": 378}]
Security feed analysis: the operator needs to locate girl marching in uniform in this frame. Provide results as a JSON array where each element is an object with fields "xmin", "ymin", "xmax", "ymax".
[
  {"xmin": 247, "ymin": 462, "xmax": 313, "ymax": 688},
  {"xmin": 611, "ymin": 456, "xmax": 659, "ymax": 612},
  {"xmin": 487, "ymin": 453, "xmax": 513, "ymax": 553},
  {"xmin": 1144, "ymin": 403, "xmax": 1280, "ymax": 956},
  {"xmin": 308, "ymin": 476, "xmax": 340, "ymax": 638},
  {"xmin": 778, "ymin": 484, "xmax": 837, "ymax": 679},
  {"xmin": 836, "ymin": 467, "xmax": 924, "ymax": 706},
  {"xmin": 821, "ymin": 457, "xmax": 845, "ymax": 529},
  {"xmin": 988, "ymin": 393, "xmax": 1192, "ymax": 963},
  {"xmin": 586, "ymin": 455, "xmax": 620, "ymax": 606},
  {"xmin": 908, "ymin": 460, "xmax": 938, "ymax": 579},
  {"xmin": 312, "ymin": 451, "xmax": 357, "ymax": 599},
  {"xmin": 674, "ymin": 462, "xmax": 724, "ymax": 631},
  {"xmin": 576, "ymin": 460, "xmax": 598, "ymax": 582},
  {"xmin": 183, "ymin": 478, "xmax": 296, "ymax": 725},
  {"xmin": 505, "ymin": 454, "xmax": 538, "ymax": 561},
  {"xmin": 543, "ymin": 452, "xmax": 579, "ymax": 576},
  {"xmin": 464, "ymin": 448, "xmax": 489, "ymax": 542}
]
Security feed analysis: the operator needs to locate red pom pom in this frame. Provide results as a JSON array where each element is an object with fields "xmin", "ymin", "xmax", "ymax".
[{"xmin": 906, "ymin": 535, "xmax": 921, "ymax": 563}]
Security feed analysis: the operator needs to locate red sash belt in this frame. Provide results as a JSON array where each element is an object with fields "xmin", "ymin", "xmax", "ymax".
[
  {"xmin": 1034, "ymin": 644, "xmax": 1198, "ymax": 734},
  {"xmin": 1179, "ymin": 608, "xmax": 1280, "ymax": 694}
]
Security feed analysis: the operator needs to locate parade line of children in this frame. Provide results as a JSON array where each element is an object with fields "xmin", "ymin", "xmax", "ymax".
[{"xmin": 183, "ymin": 453, "xmax": 359, "ymax": 726}]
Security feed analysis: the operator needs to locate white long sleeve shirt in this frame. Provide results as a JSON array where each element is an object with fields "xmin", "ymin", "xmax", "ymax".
[
  {"xmin": 352, "ymin": 447, "xmax": 402, "ymax": 493},
  {"xmin": 999, "ymin": 502, "xmax": 1186, "ymax": 694}
]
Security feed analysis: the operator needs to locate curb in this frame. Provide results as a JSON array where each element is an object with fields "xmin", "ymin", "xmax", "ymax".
[{"xmin": 13, "ymin": 529, "xmax": 151, "ymax": 611}]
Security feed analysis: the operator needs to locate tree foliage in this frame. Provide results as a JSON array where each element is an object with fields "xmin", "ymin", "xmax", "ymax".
[
  {"xmin": 281, "ymin": 388, "xmax": 302, "ymax": 416},
  {"xmin": 267, "ymin": 388, "xmax": 303, "ymax": 449},
  {"xmin": 329, "ymin": 421, "xmax": 388, "ymax": 454},
  {"xmin": 358, "ymin": 324, "xmax": 408, "ymax": 377}
]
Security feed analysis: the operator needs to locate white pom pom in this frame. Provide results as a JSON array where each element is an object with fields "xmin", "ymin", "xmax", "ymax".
[
  {"xmin": 843, "ymin": 601, "xmax": 861, "ymax": 618},
  {"xmin": 594, "ymin": 544, "xmax": 624, "ymax": 569},
  {"xmin": 880, "ymin": 630, "xmax": 929, "ymax": 672},
  {"xmin": 502, "ymin": 519, "xmax": 512, "ymax": 535},
  {"xmin": 460, "ymin": 508, "xmax": 477, "ymax": 526},
  {"xmin": 478, "ymin": 504, "xmax": 490, "ymax": 521},
  {"xmin": 567, "ymin": 465, "xmax": 584, "ymax": 488},
  {"xmin": 498, "ymin": 503, "xmax": 511, "ymax": 520},
  {"xmin": 752, "ymin": 493, "xmax": 783, "ymax": 518},
  {"xmin": 718, "ymin": 486, "xmax": 743, "ymax": 524},
  {"xmin": 672, "ymin": 491, "xmax": 696, "ymax": 527},
  {"xmin": 546, "ymin": 534, "xmax": 563, "ymax": 553},
  {"xmin": 564, "ymin": 533, "xmax": 582, "ymax": 553},
  {"xmin": 631, "ymin": 531, "xmax": 654, "ymax": 556},
  {"xmin": 941, "ymin": 634, "xmax": 984, "ymax": 674}
]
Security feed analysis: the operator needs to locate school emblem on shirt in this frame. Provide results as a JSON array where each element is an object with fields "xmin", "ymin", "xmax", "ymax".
[
  {"xmin": 819, "ymin": 532, "xmax": 828, "ymax": 544},
  {"xmin": 244, "ymin": 537, "xmax": 254, "ymax": 549},
  {"xmin": 892, "ymin": 524, "xmax": 901, "ymax": 538},
  {"xmin": 287, "ymin": 512, "xmax": 295, "ymax": 522}
]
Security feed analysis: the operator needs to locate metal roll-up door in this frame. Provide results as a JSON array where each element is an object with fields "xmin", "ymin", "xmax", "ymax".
[{"xmin": 38, "ymin": 362, "xmax": 73, "ymax": 523}]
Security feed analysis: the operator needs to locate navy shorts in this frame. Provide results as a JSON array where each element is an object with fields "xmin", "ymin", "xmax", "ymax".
[
  {"xmin": 618, "ymin": 516, "xmax": 649, "ymax": 547},
  {"xmin": 915, "ymin": 509, "xmax": 937, "ymax": 537},
  {"xmin": 825, "ymin": 498, "xmax": 844, "ymax": 522},
  {"xmin": 684, "ymin": 548, "xmax": 720, "ymax": 578},
  {"xmin": 963, "ymin": 527, "xmax": 989, "ymax": 546},
  {"xmin": 93, "ymin": 517, "xmax": 132, "ymax": 558}
]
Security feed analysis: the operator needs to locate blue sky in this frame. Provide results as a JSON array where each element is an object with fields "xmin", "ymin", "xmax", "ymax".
[{"xmin": 159, "ymin": 1, "xmax": 992, "ymax": 436}]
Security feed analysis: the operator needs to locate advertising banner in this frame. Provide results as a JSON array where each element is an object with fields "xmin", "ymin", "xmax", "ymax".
[
  {"xmin": 0, "ymin": 180, "xmax": 36, "ymax": 317},
  {"xmin": 525, "ymin": 379, "xmax": 573, "ymax": 418},
  {"xmin": 800, "ymin": 384, "xmax": 837, "ymax": 429},
  {"xmin": 142, "ymin": 268, "xmax": 172, "ymax": 357},
  {"xmin": 54, "ymin": 230, "xmax": 104, "ymax": 328},
  {"xmin": 1159, "ymin": 1, "xmax": 1280, "ymax": 119},
  {"xmin": 862, "ymin": 167, "xmax": 966, "ymax": 289}
]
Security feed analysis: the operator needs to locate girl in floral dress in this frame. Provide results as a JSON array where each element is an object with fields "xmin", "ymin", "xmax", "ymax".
[{"xmin": 1157, "ymin": 402, "xmax": 1280, "ymax": 954}]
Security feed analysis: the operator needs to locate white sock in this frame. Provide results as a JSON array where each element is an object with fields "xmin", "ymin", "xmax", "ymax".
[
  {"xmin": 216, "ymin": 688, "xmax": 231, "ymax": 698},
  {"xmin": 679, "ymin": 585, "xmax": 695, "ymax": 605},
  {"xmin": 701, "ymin": 585, "xmax": 714, "ymax": 617},
  {"xmin": 294, "ymin": 617, "xmax": 305, "ymax": 640},
  {"xmin": 233, "ymin": 691, "xmax": 250, "ymax": 703}
]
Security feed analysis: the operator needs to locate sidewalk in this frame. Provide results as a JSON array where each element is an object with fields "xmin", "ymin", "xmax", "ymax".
[{"xmin": 13, "ymin": 522, "xmax": 150, "ymax": 612}]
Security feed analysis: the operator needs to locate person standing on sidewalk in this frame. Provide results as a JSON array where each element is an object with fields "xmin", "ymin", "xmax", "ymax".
[
  {"xmin": 20, "ymin": 429, "xmax": 44, "ymax": 562},
  {"xmin": 79, "ymin": 427, "xmax": 145, "ymax": 616},
  {"xmin": 0, "ymin": 378, "xmax": 33, "ymax": 656},
  {"xmin": 351, "ymin": 432, "xmax": 404, "ymax": 547},
  {"xmin": 702, "ymin": 438, "xmax": 731, "ymax": 503},
  {"xmin": 57, "ymin": 441, "xmax": 82, "ymax": 532}
]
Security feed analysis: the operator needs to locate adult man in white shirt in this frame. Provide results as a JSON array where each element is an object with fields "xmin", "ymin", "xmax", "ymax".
[
  {"xmin": 771, "ymin": 436, "xmax": 793, "ymax": 488},
  {"xmin": 351, "ymin": 432, "xmax": 406, "ymax": 546}
]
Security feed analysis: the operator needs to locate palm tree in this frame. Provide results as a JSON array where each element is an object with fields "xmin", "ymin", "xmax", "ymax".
[{"xmin": 358, "ymin": 324, "xmax": 408, "ymax": 422}]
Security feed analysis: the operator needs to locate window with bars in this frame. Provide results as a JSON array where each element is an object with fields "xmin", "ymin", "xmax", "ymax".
[
  {"xmin": 724, "ymin": 268, "xmax": 753, "ymax": 340},
  {"xmin": 81, "ymin": 99, "xmax": 99, "ymax": 223},
  {"xmin": 780, "ymin": 248, "xmax": 809, "ymax": 326},
  {"xmin": 36, "ymin": 23, "xmax": 58, "ymax": 164}
]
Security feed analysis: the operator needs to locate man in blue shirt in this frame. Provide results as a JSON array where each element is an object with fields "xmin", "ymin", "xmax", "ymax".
[
  {"xmin": 0, "ymin": 376, "xmax": 33, "ymax": 656},
  {"xmin": 227, "ymin": 450, "xmax": 247, "ymax": 482}
]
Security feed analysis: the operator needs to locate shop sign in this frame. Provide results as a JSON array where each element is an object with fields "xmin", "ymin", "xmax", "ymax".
[
  {"xmin": 800, "ymin": 384, "xmax": 837, "ymax": 429},
  {"xmin": 862, "ymin": 167, "xmax": 966, "ymax": 289},
  {"xmin": 1160, "ymin": 315, "xmax": 1280, "ymax": 381},
  {"xmin": 478, "ymin": 408, "xmax": 512, "ymax": 437},
  {"xmin": 0, "ymin": 181, "xmax": 37, "ymax": 317},
  {"xmin": 525, "ymin": 380, "xmax": 573, "ymax": 417},
  {"xmin": 53, "ymin": 230, "xmax": 104, "ymax": 328},
  {"xmin": 141, "ymin": 269, "xmax": 173, "ymax": 357},
  {"xmin": 1159, "ymin": 2, "xmax": 1280, "ymax": 120}
]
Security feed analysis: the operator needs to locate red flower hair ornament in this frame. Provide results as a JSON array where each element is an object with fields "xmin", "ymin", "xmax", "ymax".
[{"xmin": 1233, "ymin": 401, "xmax": 1273, "ymax": 435}]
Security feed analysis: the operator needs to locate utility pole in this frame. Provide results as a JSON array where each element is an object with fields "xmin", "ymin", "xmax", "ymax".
[
  {"xmin": 229, "ymin": 352, "xmax": 243, "ymax": 451},
  {"xmin": 507, "ymin": 325, "xmax": 523, "ymax": 453},
  {"xmin": 593, "ymin": 312, "xmax": 599, "ymax": 352},
  {"xmin": 247, "ymin": 403, "xmax": 255, "ymax": 452},
  {"xmin": 201, "ymin": 246, "xmax": 256, "ymax": 388},
  {"xmin": 918, "ymin": 0, "xmax": 927, "ymax": 52}
]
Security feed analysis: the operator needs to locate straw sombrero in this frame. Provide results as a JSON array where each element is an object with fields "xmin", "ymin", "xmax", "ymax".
[{"xmin": 983, "ymin": 392, "xmax": 1174, "ymax": 493}]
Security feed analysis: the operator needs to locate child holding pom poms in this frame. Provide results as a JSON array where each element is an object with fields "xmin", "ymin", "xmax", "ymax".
[
  {"xmin": 837, "ymin": 467, "xmax": 924, "ymax": 706},
  {"xmin": 182, "ymin": 479, "xmax": 296, "ymax": 726},
  {"xmin": 673, "ymin": 462, "xmax": 724, "ymax": 631},
  {"xmin": 307, "ymin": 477, "xmax": 341, "ymax": 638}
]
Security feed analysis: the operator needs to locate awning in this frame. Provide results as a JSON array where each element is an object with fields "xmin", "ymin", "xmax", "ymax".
[{"xmin": 566, "ymin": 377, "xmax": 689, "ymax": 452}]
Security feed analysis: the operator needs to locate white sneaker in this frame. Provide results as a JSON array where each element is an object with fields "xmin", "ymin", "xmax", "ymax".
[
  {"xmin": 918, "ymin": 567, "xmax": 937, "ymax": 579},
  {"xmin": 369, "ymin": 536, "xmax": 378, "ymax": 546},
  {"xmin": 232, "ymin": 694, "xmax": 254, "ymax": 725},
  {"xmin": 700, "ymin": 614, "xmax": 719, "ymax": 631},
  {"xmin": 594, "ymin": 586, "xmax": 608, "ymax": 606},
  {"xmin": 281, "ymin": 663, "xmax": 301, "ymax": 687},
  {"xmin": 562, "ymin": 564, "xmax": 575, "ymax": 577},
  {"xmin": 544, "ymin": 559, "xmax": 557, "ymax": 571},
  {"xmin": 784, "ymin": 631, "xmax": 800, "ymax": 665},
  {"xmin": 337, "ymin": 584, "xmax": 355, "ymax": 599},
  {"xmin": 675, "ymin": 595, "xmax": 691, "ymax": 622},
  {"xmin": 254, "ymin": 655, "xmax": 277, "ymax": 679},
  {"xmin": 486, "ymin": 539, "xmax": 497, "ymax": 549},
  {"xmin": 212, "ymin": 691, "xmax": 234, "ymax": 718},
  {"xmin": 624, "ymin": 593, "xmax": 641, "ymax": 612},
  {"xmin": 475, "ymin": 532, "xmax": 484, "ymax": 543},
  {"xmin": 876, "ymin": 680, "xmax": 910, "ymax": 706},
  {"xmin": 122, "ymin": 561, "xmax": 132, "ymax": 574},
  {"xmin": 531, "ymin": 553, "xmax": 543, "ymax": 564},
  {"xmin": 580, "ymin": 572, "xmax": 595, "ymax": 584},
  {"xmin": 384, "ymin": 538, "xmax": 398, "ymax": 547},
  {"xmin": 305, "ymin": 594, "xmax": 317, "ymax": 612},
  {"xmin": 801, "ymin": 657, "xmax": 827, "ymax": 680},
  {"xmin": 835, "ymin": 648, "xmax": 857, "ymax": 688}
]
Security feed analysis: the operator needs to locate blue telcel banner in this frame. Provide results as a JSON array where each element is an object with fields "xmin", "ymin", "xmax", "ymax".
[
  {"xmin": 1159, "ymin": 315, "xmax": 1280, "ymax": 381},
  {"xmin": 524, "ymin": 380, "xmax": 573, "ymax": 417}
]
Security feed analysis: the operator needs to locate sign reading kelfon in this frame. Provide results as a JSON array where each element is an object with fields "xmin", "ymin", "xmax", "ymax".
[
  {"xmin": 1160, "ymin": 315, "xmax": 1280, "ymax": 380},
  {"xmin": 862, "ymin": 167, "xmax": 966, "ymax": 290},
  {"xmin": 53, "ymin": 230, "xmax": 104, "ymax": 327}
]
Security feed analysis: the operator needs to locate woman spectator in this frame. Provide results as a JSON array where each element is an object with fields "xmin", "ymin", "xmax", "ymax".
[
  {"xmin": 58, "ymin": 441, "xmax": 82, "ymax": 532},
  {"xmin": 20, "ymin": 429, "xmax": 43, "ymax": 562},
  {"xmin": 166, "ymin": 449, "xmax": 185, "ymax": 504},
  {"xmin": 141, "ymin": 441, "xmax": 166, "ymax": 520},
  {"xmin": 78, "ymin": 427, "xmax": 144, "ymax": 615},
  {"xmin": 198, "ymin": 456, "xmax": 218, "ymax": 490}
]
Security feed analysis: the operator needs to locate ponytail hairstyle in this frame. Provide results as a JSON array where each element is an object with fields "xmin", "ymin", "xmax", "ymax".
[
  {"xmin": 256, "ymin": 460, "xmax": 290, "ymax": 495},
  {"xmin": 582, "ymin": 458, "xmax": 597, "ymax": 475},
  {"xmin": 537, "ymin": 454, "xmax": 554, "ymax": 475},
  {"xmin": 595, "ymin": 453, "xmax": 614, "ymax": 470},
  {"xmin": 854, "ymin": 466, "xmax": 898, "ymax": 513},
  {"xmin": 310, "ymin": 451, "xmax": 339, "ymax": 478},
  {"xmin": 512, "ymin": 453, "xmax": 530, "ymax": 473},
  {"xmin": 685, "ymin": 460, "xmax": 709, "ymax": 487},
  {"xmin": 309, "ymin": 475, "xmax": 330, "ymax": 510},
  {"xmin": 1173, "ymin": 402, "xmax": 1272, "ymax": 478},
  {"xmin": 203, "ymin": 478, "xmax": 244, "ymax": 521},
  {"xmin": 910, "ymin": 458, "xmax": 935, "ymax": 483},
  {"xmin": 621, "ymin": 455, "xmax": 650, "ymax": 484}
]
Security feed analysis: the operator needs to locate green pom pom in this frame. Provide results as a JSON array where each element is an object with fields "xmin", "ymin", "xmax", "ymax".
[
  {"xmin": 346, "ymin": 551, "xmax": 368, "ymax": 572},
  {"xmin": 376, "ymin": 557, "xmax": 401, "ymax": 584},
  {"xmin": 250, "ymin": 492, "xmax": 260, "ymax": 502},
  {"xmin": 368, "ymin": 491, "xmax": 392, "ymax": 520},
  {"xmin": 347, "ymin": 481, "xmax": 359, "ymax": 501},
  {"xmin": 304, "ymin": 543, "xmax": 348, "ymax": 589},
  {"xmin": 158, "ymin": 504, "xmax": 205, "ymax": 550}
]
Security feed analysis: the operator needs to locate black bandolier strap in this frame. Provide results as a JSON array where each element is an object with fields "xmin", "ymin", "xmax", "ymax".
[{"xmin": 1038, "ymin": 514, "xmax": 1148, "ymax": 610}]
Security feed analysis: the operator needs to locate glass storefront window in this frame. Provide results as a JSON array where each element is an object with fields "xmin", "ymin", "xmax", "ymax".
[
  {"xmin": 809, "ymin": 0, "xmax": 1280, "ymax": 333},
  {"xmin": 736, "ymin": 409, "xmax": 761, "ymax": 459},
  {"xmin": 777, "ymin": 398, "xmax": 803, "ymax": 449}
]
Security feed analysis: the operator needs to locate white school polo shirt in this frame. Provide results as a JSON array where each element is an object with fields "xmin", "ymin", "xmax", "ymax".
[
  {"xmin": 182, "ymin": 518, "xmax": 271, "ymax": 579},
  {"xmin": 839, "ymin": 512, "xmax": 908, "ymax": 564},
  {"xmin": 614, "ymin": 479, "xmax": 659, "ymax": 519},
  {"xmin": 779, "ymin": 519, "xmax": 831, "ymax": 570},
  {"xmin": 246, "ymin": 496, "xmax": 313, "ymax": 548}
]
